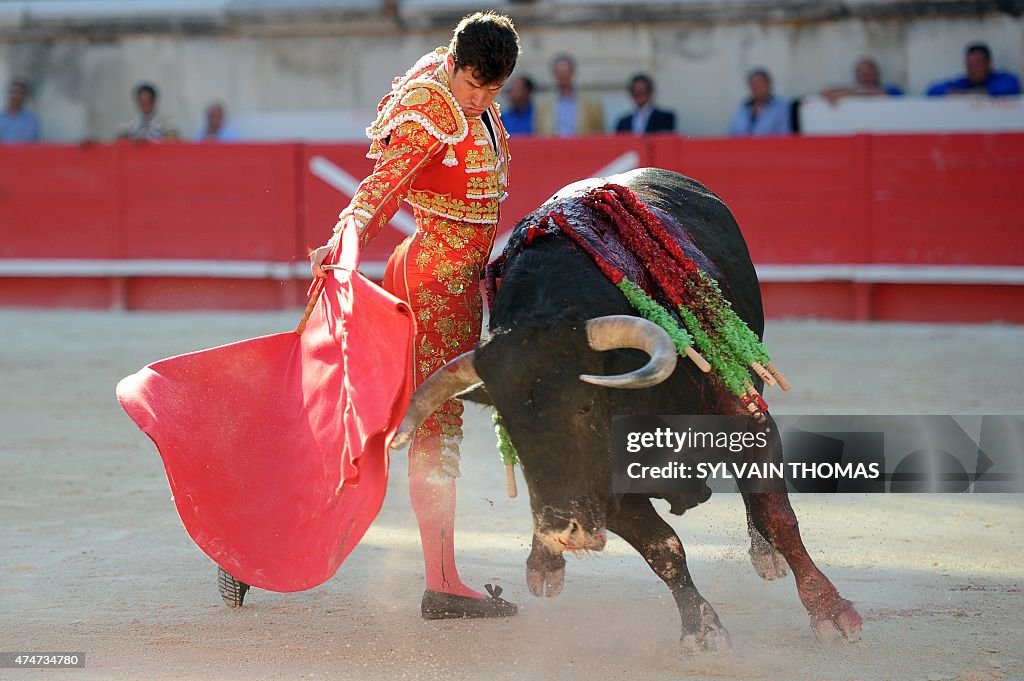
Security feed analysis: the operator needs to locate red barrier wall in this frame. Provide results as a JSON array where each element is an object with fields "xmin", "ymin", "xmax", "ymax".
[
  {"xmin": 494, "ymin": 135, "xmax": 651, "ymax": 237},
  {"xmin": 302, "ymin": 145, "xmax": 380, "ymax": 262},
  {"xmin": 1, "ymin": 144, "xmax": 119, "ymax": 259},
  {"xmin": 117, "ymin": 143, "xmax": 301, "ymax": 261},
  {"xmin": 652, "ymin": 136, "xmax": 871, "ymax": 265},
  {"xmin": 651, "ymin": 134, "xmax": 1024, "ymax": 321},
  {"xmin": 1, "ymin": 142, "xmax": 305, "ymax": 308},
  {"xmin": 869, "ymin": 134, "xmax": 1024, "ymax": 266},
  {"xmin": 300, "ymin": 135, "xmax": 651, "ymax": 271},
  {"xmin": 2, "ymin": 134, "xmax": 1022, "ymax": 321}
]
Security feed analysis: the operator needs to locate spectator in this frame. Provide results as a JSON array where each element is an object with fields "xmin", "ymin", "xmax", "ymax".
[
  {"xmin": 500, "ymin": 75, "xmax": 535, "ymax": 136},
  {"xmin": 820, "ymin": 58, "xmax": 903, "ymax": 104},
  {"xmin": 195, "ymin": 102, "xmax": 238, "ymax": 142},
  {"xmin": 927, "ymin": 43, "xmax": 1021, "ymax": 97},
  {"xmin": 727, "ymin": 68, "xmax": 791, "ymax": 137},
  {"xmin": 118, "ymin": 83, "xmax": 179, "ymax": 141},
  {"xmin": 0, "ymin": 78, "xmax": 40, "ymax": 144},
  {"xmin": 615, "ymin": 74, "xmax": 676, "ymax": 135},
  {"xmin": 534, "ymin": 54, "xmax": 604, "ymax": 137}
]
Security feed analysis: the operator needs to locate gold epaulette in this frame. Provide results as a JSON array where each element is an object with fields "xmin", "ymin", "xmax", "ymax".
[{"xmin": 365, "ymin": 79, "xmax": 468, "ymax": 160}]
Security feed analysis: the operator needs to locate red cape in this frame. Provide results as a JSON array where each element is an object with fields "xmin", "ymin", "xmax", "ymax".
[{"xmin": 116, "ymin": 225, "xmax": 415, "ymax": 592}]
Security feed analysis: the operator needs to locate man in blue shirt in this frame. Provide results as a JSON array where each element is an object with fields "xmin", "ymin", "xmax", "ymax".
[
  {"xmin": 194, "ymin": 102, "xmax": 239, "ymax": 142},
  {"xmin": 500, "ymin": 75, "xmax": 534, "ymax": 136},
  {"xmin": 927, "ymin": 43, "xmax": 1021, "ymax": 97},
  {"xmin": 727, "ymin": 68, "xmax": 791, "ymax": 137},
  {"xmin": 0, "ymin": 79, "xmax": 40, "ymax": 144}
]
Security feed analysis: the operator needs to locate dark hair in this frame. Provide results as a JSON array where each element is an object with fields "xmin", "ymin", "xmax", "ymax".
[
  {"xmin": 551, "ymin": 53, "xmax": 576, "ymax": 72},
  {"xmin": 134, "ymin": 83, "xmax": 158, "ymax": 100},
  {"xmin": 966, "ymin": 43, "xmax": 992, "ymax": 62},
  {"xmin": 747, "ymin": 68, "xmax": 772, "ymax": 83},
  {"xmin": 449, "ymin": 11, "xmax": 520, "ymax": 85},
  {"xmin": 518, "ymin": 75, "xmax": 535, "ymax": 93},
  {"xmin": 629, "ymin": 74, "xmax": 654, "ymax": 93}
]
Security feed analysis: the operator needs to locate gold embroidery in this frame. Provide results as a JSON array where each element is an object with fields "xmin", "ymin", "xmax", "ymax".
[
  {"xmin": 367, "ymin": 80, "xmax": 466, "ymax": 145},
  {"xmin": 418, "ymin": 336, "xmax": 437, "ymax": 362},
  {"xmin": 436, "ymin": 317, "xmax": 455, "ymax": 336},
  {"xmin": 407, "ymin": 215, "xmax": 491, "ymax": 298},
  {"xmin": 443, "ymin": 144, "xmax": 458, "ymax": 167},
  {"xmin": 402, "ymin": 208, "xmax": 493, "ymax": 477},
  {"xmin": 414, "ymin": 248, "xmax": 432, "ymax": 272},
  {"xmin": 380, "ymin": 143, "xmax": 415, "ymax": 164},
  {"xmin": 401, "ymin": 87, "xmax": 430, "ymax": 106},
  {"xmin": 470, "ymin": 118, "xmax": 490, "ymax": 146},
  {"xmin": 434, "ymin": 260, "xmax": 458, "ymax": 287},
  {"xmin": 464, "ymin": 147, "xmax": 498, "ymax": 172},
  {"xmin": 367, "ymin": 138, "xmax": 381, "ymax": 158},
  {"xmin": 416, "ymin": 287, "xmax": 451, "ymax": 319},
  {"xmin": 407, "ymin": 189, "xmax": 499, "ymax": 223},
  {"xmin": 393, "ymin": 120, "xmax": 434, "ymax": 149},
  {"xmin": 336, "ymin": 118, "xmax": 441, "ymax": 247},
  {"xmin": 465, "ymin": 173, "xmax": 500, "ymax": 198}
]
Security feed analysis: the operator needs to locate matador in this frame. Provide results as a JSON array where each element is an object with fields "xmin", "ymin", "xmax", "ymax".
[{"xmin": 310, "ymin": 12, "xmax": 521, "ymax": 619}]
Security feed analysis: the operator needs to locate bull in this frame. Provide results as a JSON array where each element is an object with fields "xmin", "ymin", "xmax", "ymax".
[{"xmin": 394, "ymin": 168, "xmax": 863, "ymax": 654}]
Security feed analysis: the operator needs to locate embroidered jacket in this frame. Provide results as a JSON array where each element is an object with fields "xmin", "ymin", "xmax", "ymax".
[{"xmin": 335, "ymin": 47, "xmax": 511, "ymax": 249}]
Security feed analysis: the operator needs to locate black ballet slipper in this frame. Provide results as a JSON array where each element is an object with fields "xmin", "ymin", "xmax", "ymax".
[
  {"xmin": 217, "ymin": 566, "xmax": 251, "ymax": 607},
  {"xmin": 421, "ymin": 584, "xmax": 518, "ymax": 620}
]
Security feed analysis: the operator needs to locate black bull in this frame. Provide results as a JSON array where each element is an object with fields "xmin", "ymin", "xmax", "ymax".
[{"xmin": 394, "ymin": 168, "xmax": 863, "ymax": 653}]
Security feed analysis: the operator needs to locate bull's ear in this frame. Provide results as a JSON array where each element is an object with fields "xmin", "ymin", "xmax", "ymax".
[{"xmin": 457, "ymin": 384, "xmax": 493, "ymax": 406}]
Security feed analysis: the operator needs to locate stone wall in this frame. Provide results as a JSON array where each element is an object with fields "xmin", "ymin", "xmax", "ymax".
[{"xmin": 1, "ymin": 1, "xmax": 1022, "ymax": 140}]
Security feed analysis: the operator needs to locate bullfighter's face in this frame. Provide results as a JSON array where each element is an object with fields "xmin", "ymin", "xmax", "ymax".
[{"xmin": 446, "ymin": 54, "xmax": 505, "ymax": 118}]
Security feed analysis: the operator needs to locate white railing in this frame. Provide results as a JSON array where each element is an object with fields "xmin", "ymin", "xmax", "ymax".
[{"xmin": 800, "ymin": 96, "xmax": 1024, "ymax": 135}]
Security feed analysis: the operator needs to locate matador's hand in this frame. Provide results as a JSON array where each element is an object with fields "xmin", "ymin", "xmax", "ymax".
[
  {"xmin": 311, "ymin": 217, "xmax": 356, "ymax": 278},
  {"xmin": 309, "ymin": 238, "xmax": 337, "ymax": 279}
]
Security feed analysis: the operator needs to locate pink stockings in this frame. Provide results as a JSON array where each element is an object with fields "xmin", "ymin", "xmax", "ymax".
[
  {"xmin": 407, "ymin": 437, "xmax": 482, "ymax": 598},
  {"xmin": 383, "ymin": 227, "xmax": 489, "ymax": 600}
]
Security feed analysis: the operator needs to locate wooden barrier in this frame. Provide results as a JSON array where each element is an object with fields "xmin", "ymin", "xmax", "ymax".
[{"xmin": 1, "ymin": 134, "xmax": 1022, "ymax": 322}]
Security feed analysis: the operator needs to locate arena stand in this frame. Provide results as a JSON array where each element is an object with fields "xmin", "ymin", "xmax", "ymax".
[{"xmin": 1, "ymin": 133, "xmax": 1022, "ymax": 322}]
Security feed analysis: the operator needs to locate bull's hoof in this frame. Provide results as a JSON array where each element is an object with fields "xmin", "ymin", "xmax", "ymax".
[
  {"xmin": 526, "ymin": 546, "xmax": 566, "ymax": 598},
  {"xmin": 217, "ymin": 566, "xmax": 250, "ymax": 608},
  {"xmin": 811, "ymin": 602, "xmax": 863, "ymax": 644},
  {"xmin": 680, "ymin": 624, "xmax": 733, "ymax": 656},
  {"xmin": 526, "ymin": 564, "xmax": 565, "ymax": 598},
  {"xmin": 680, "ymin": 602, "xmax": 733, "ymax": 656},
  {"xmin": 749, "ymin": 546, "xmax": 789, "ymax": 581}
]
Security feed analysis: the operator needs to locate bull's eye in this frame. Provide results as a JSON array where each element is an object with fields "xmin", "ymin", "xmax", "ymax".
[{"xmin": 577, "ymin": 402, "xmax": 592, "ymax": 416}]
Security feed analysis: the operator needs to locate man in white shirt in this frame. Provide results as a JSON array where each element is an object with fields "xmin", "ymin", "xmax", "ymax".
[{"xmin": 615, "ymin": 74, "xmax": 676, "ymax": 135}]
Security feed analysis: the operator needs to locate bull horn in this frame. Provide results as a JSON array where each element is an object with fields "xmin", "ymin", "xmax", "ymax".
[
  {"xmin": 580, "ymin": 315, "xmax": 678, "ymax": 389},
  {"xmin": 391, "ymin": 351, "xmax": 482, "ymax": 450}
]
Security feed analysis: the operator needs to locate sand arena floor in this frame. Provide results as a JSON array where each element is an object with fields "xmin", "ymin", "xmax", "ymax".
[{"xmin": 1, "ymin": 310, "xmax": 1022, "ymax": 681}]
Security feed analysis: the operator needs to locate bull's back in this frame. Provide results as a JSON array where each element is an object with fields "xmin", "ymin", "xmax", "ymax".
[{"xmin": 610, "ymin": 168, "xmax": 764, "ymax": 338}]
